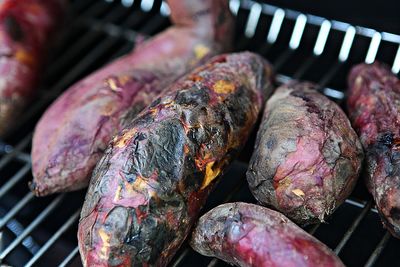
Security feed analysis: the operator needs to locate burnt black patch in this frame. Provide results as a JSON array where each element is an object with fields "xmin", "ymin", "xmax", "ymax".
[
  {"xmin": 4, "ymin": 15, "xmax": 24, "ymax": 41},
  {"xmin": 149, "ymin": 97, "xmax": 161, "ymax": 108},
  {"xmin": 121, "ymin": 102, "xmax": 147, "ymax": 127},
  {"xmin": 133, "ymin": 111, "xmax": 154, "ymax": 126},
  {"xmin": 175, "ymin": 86, "xmax": 209, "ymax": 107},
  {"xmin": 147, "ymin": 222, "xmax": 176, "ymax": 264},
  {"xmin": 224, "ymin": 86, "xmax": 249, "ymax": 127},
  {"xmin": 390, "ymin": 207, "xmax": 400, "ymax": 221},
  {"xmin": 291, "ymin": 91, "xmax": 311, "ymax": 102},
  {"xmin": 379, "ymin": 132, "xmax": 394, "ymax": 147}
]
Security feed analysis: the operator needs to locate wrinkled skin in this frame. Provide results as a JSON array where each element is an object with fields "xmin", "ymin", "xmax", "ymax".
[
  {"xmin": 78, "ymin": 52, "xmax": 274, "ymax": 267},
  {"xmin": 0, "ymin": 0, "xmax": 65, "ymax": 137},
  {"xmin": 190, "ymin": 202, "xmax": 345, "ymax": 267},
  {"xmin": 31, "ymin": 0, "xmax": 234, "ymax": 196},
  {"xmin": 247, "ymin": 82, "xmax": 364, "ymax": 224},
  {"xmin": 347, "ymin": 63, "xmax": 400, "ymax": 238}
]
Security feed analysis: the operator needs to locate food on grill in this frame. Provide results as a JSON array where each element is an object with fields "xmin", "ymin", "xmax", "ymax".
[
  {"xmin": 190, "ymin": 202, "xmax": 345, "ymax": 267},
  {"xmin": 247, "ymin": 81, "xmax": 364, "ymax": 224},
  {"xmin": 30, "ymin": 0, "xmax": 234, "ymax": 196},
  {"xmin": 78, "ymin": 52, "xmax": 274, "ymax": 267},
  {"xmin": 0, "ymin": 0, "xmax": 66, "ymax": 137},
  {"xmin": 347, "ymin": 63, "xmax": 400, "ymax": 238}
]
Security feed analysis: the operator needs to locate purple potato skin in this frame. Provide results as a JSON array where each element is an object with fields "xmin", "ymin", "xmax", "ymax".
[
  {"xmin": 30, "ymin": 0, "xmax": 234, "ymax": 196},
  {"xmin": 0, "ymin": 0, "xmax": 66, "ymax": 137},
  {"xmin": 347, "ymin": 63, "xmax": 400, "ymax": 238},
  {"xmin": 247, "ymin": 81, "xmax": 364, "ymax": 224},
  {"xmin": 78, "ymin": 52, "xmax": 274, "ymax": 267},
  {"xmin": 190, "ymin": 202, "xmax": 345, "ymax": 267}
]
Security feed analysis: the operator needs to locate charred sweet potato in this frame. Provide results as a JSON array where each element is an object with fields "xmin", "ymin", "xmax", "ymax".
[
  {"xmin": 190, "ymin": 202, "xmax": 345, "ymax": 267},
  {"xmin": 247, "ymin": 81, "xmax": 364, "ymax": 224},
  {"xmin": 347, "ymin": 63, "xmax": 400, "ymax": 238},
  {"xmin": 78, "ymin": 52, "xmax": 274, "ymax": 267},
  {"xmin": 0, "ymin": 0, "xmax": 66, "ymax": 137},
  {"xmin": 30, "ymin": 0, "xmax": 234, "ymax": 196}
]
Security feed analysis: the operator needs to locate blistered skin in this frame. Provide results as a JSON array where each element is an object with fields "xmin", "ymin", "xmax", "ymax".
[
  {"xmin": 31, "ymin": 0, "xmax": 234, "ymax": 196},
  {"xmin": 0, "ymin": 0, "xmax": 65, "ymax": 137},
  {"xmin": 190, "ymin": 202, "xmax": 345, "ymax": 267},
  {"xmin": 78, "ymin": 52, "xmax": 274, "ymax": 267},
  {"xmin": 347, "ymin": 63, "xmax": 400, "ymax": 238},
  {"xmin": 247, "ymin": 82, "xmax": 364, "ymax": 224}
]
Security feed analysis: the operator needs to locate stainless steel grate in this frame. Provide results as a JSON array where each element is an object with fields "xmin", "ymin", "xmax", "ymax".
[{"xmin": 0, "ymin": 0, "xmax": 399, "ymax": 266}]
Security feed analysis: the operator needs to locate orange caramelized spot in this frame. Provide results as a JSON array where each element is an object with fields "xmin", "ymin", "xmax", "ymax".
[
  {"xmin": 133, "ymin": 176, "xmax": 148, "ymax": 190},
  {"xmin": 105, "ymin": 78, "xmax": 120, "ymax": 92},
  {"xmin": 163, "ymin": 101, "xmax": 175, "ymax": 108},
  {"xmin": 292, "ymin": 188, "xmax": 305, "ymax": 198},
  {"xmin": 15, "ymin": 49, "xmax": 34, "ymax": 66},
  {"xmin": 118, "ymin": 75, "xmax": 131, "ymax": 86},
  {"xmin": 200, "ymin": 161, "xmax": 221, "ymax": 189},
  {"xmin": 189, "ymin": 75, "xmax": 203, "ymax": 82},
  {"xmin": 274, "ymin": 176, "xmax": 291, "ymax": 190},
  {"xmin": 115, "ymin": 129, "xmax": 136, "ymax": 148},
  {"xmin": 213, "ymin": 80, "xmax": 236, "ymax": 94},
  {"xmin": 113, "ymin": 185, "xmax": 122, "ymax": 201},
  {"xmin": 184, "ymin": 144, "xmax": 190, "ymax": 154},
  {"xmin": 102, "ymin": 102, "xmax": 114, "ymax": 116},
  {"xmin": 98, "ymin": 228, "xmax": 111, "ymax": 259},
  {"xmin": 194, "ymin": 44, "xmax": 210, "ymax": 60}
]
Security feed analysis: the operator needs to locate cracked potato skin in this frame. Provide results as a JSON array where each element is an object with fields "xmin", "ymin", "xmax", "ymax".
[
  {"xmin": 190, "ymin": 202, "xmax": 345, "ymax": 267},
  {"xmin": 247, "ymin": 82, "xmax": 364, "ymax": 224},
  {"xmin": 347, "ymin": 63, "xmax": 400, "ymax": 238},
  {"xmin": 0, "ymin": 0, "xmax": 65, "ymax": 137},
  {"xmin": 78, "ymin": 52, "xmax": 274, "ymax": 267},
  {"xmin": 31, "ymin": 0, "xmax": 234, "ymax": 196}
]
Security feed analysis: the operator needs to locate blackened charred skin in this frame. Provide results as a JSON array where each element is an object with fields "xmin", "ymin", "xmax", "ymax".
[
  {"xmin": 347, "ymin": 62, "xmax": 400, "ymax": 239},
  {"xmin": 78, "ymin": 52, "xmax": 274, "ymax": 266},
  {"xmin": 247, "ymin": 81, "xmax": 364, "ymax": 225},
  {"xmin": 190, "ymin": 202, "xmax": 345, "ymax": 267},
  {"xmin": 380, "ymin": 133, "xmax": 394, "ymax": 147}
]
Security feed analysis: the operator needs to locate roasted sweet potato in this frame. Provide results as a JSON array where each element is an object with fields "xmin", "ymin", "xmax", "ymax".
[
  {"xmin": 347, "ymin": 63, "xmax": 400, "ymax": 238},
  {"xmin": 190, "ymin": 202, "xmax": 345, "ymax": 267},
  {"xmin": 0, "ymin": 0, "xmax": 66, "ymax": 137},
  {"xmin": 247, "ymin": 81, "xmax": 364, "ymax": 224},
  {"xmin": 30, "ymin": 0, "xmax": 234, "ymax": 196},
  {"xmin": 78, "ymin": 52, "xmax": 274, "ymax": 267}
]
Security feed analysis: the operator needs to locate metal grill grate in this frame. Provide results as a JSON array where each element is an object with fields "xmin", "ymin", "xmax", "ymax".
[{"xmin": 0, "ymin": 0, "xmax": 399, "ymax": 266}]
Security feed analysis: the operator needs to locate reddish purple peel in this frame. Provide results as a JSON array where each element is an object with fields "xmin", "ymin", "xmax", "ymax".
[
  {"xmin": 190, "ymin": 202, "xmax": 344, "ymax": 267},
  {"xmin": 78, "ymin": 52, "xmax": 274, "ymax": 267},
  {"xmin": 0, "ymin": 0, "xmax": 65, "ymax": 136},
  {"xmin": 347, "ymin": 63, "xmax": 400, "ymax": 238},
  {"xmin": 31, "ymin": 0, "xmax": 234, "ymax": 196},
  {"xmin": 247, "ymin": 81, "xmax": 364, "ymax": 224}
]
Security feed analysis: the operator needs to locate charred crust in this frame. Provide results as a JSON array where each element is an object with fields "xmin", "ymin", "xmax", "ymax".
[
  {"xmin": 379, "ymin": 133, "xmax": 394, "ymax": 147},
  {"xmin": 224, "ymin": 86, "xmax": 249, "ymax": 127},
  {"xmin": 175, "ymin": 86, "xmax": 209, "ymax": 106},
  {"xmin": 149, "ymin": 97, "xmax": 161, "ymax": 108},
  {"xmin": 120, "ymin": 102, "xmax": 147, "ymax": 127},
  {"xmin": 4, "ymin": 15, "xmax": 24, "ymax": 42},
  {"xmin": 290, "ymin": 90, "xmax": 311, "ymax": 102},
  {"xmin": 390, "ymin": 207, "xmax": 400, "ymax": 221},
  {"xmin": 290, "ymin": 90, "xmax": 324, "ymax": 119}
]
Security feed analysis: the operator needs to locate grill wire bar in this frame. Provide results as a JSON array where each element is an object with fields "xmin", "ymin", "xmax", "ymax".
[{"xmin": 0, "ymin": 0, "xmax": 399, "ymax": 266}]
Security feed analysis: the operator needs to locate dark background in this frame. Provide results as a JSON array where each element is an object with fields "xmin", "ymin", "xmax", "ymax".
[{"xmin": 261, "ymin": 0, "xmax": 400, "ymax": 34}]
